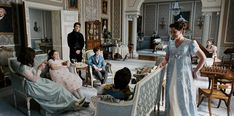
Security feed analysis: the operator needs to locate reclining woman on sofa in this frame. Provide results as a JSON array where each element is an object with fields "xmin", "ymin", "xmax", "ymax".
[
  {"xmin": 47, "ymin": 49, "xmax": 84, "ymax": 100},
  {"xmin": 17, "ymin": 47, "xmax": 85, "ymax": 114}
]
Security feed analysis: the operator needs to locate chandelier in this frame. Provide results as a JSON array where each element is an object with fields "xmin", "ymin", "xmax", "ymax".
[{"xmin": 171, "ymin": 1, "xmax": 181, "ymax": 16}]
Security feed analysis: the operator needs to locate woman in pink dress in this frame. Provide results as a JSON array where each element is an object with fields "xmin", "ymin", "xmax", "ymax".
[{"xmin": 48, "ymin": 50, "xmax": 84, "ymax": 99}]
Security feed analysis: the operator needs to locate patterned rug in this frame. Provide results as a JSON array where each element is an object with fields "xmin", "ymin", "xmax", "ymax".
[{"xmin": 107, "ymin": 59, "xmax": 156, "ymax": 74}]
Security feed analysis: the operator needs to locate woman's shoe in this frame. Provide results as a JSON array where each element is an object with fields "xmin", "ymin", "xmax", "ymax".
[
  {"xmin": 75, "ymin": 97, "xmax": 86, "ymax": 108},
  {"xmin": 82, "ymin": 102, "xmax": 90, "ymax": 107}
]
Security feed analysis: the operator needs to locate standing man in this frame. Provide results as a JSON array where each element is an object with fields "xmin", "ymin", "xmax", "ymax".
[{"xmin": 67, "ymin": 22, "xmax": 84, "ymax": 63}]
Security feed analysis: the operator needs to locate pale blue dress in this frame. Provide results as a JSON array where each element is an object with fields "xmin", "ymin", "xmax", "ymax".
[
  {"xmin": 164, "ymin": 39, "xmax": 198, "ymax": 116},
  {"xmin": 17, "ymin": 65, "xmax": 78, "ymax": 114}
]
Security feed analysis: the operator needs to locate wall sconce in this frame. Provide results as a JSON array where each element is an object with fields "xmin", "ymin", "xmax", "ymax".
[
  {"xmin": 197, "ymin": 16, "xmax": 204, "ymax": 29},
  {"xmin": 159, "ymin": 17, "xmax": 166, "ymax": 29},
  {"xmin": 33, "ymin": 21, "xmax": 40, "ymax": 32}
]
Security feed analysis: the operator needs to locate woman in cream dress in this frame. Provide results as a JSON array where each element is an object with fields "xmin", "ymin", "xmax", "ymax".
[{"xmin": 48, "ymin": 50, "xmax": 84, "ymax": 99}]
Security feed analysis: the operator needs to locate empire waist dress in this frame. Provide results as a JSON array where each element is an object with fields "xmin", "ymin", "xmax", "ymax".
[{"xmin": 164, "ymin": 39, "xmax": 198, "ymax": 116}]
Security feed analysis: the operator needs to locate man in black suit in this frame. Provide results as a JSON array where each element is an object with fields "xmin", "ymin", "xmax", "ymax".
[
  {"xmin": 67, "ymin": 22, "xmax": 84, "ymax": 63},
  {"xmin": 0, "ymin": 7, "xmax": 13, "ymax": 32}
]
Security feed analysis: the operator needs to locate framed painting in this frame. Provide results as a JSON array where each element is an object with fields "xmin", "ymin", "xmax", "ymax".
[
  {"xmin": 67, "ymin": 0, "xmax": 79, "ymax": 10},
  {"xmin": 102, "ymin": 18, "xmax": 108, "ymax": 32},
  {"xmin": 102, "ymin": 0, "xmax": 107, "ymax": 14},
  {"xmin": 0, "ymin": 5, "xmax": 13, "ymax": 34}
]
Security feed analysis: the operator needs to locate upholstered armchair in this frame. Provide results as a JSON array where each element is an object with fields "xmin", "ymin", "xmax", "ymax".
[
  {"xmin": 85, "ymin": 50, "xmax": 112, "ymax": 87},
  {"xmin": 95, "ymin": 65, "xmax": 166, "ymax": 116},
  {"xmin": 8, "ymin": 54, "xmax": 48, "ymax": 116}
]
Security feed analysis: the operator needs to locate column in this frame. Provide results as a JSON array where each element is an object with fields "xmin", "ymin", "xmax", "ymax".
[
  {"xmin": 201, "ymin": 12, "xmax": 212, "ymax": 46},
  {"xmin": 123, "ymin": 14, "xmax": 128, "ymax": 45},
  {"xmin": 130, "ymin": 14, "xmax": 138, "ymax": 57}
]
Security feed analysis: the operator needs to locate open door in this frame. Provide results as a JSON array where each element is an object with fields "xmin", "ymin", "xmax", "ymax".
[{"xmin": 60, "ymin": 10, "xmax": 78, "ymax": 60}]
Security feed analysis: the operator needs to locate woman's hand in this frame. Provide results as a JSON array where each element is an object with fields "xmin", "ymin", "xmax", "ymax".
[
  {"xmin": 62, "ymin": 60, "xmax": 70, "ymax": 66},
  {"xmin": 76, "ymin": 50, "xmax": 81, "ymax": 54},
  {"xmin": 38, "ymin": 63, "xmax": 46, "ymax": 71}
]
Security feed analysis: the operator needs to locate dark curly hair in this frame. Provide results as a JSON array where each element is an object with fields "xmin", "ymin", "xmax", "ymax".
[
  {"xmin": 169, "ymin": 21, "xmax": 185, "ymax": 31},
  {"xmin": 17, "ymin": 47, "xmax": 35, "ymax": 67},
  {"xmin": 47, "ymin": 49, "xmax": 57, "ymax": 61},
  {"xmin": 114, "ymin": 67, "xmax": 131, "ymax": 90}
]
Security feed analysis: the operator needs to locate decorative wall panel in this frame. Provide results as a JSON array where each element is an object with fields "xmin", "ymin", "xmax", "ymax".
[
  {"xmin": 112, "ymin": 0, "xmax": 121, "ymax": 39},
  {"xmin": 0, "ymin": 35, "xmax": 14, "ymax": 45},
  {"xmin": 0, "ymin": 0, "xmax": 15, "ymax": 4},
  {"xmin": 225, "ymin": 0, "xmax": 234, "ymax": 43},
  {"xmin": 193, "ymin": 1, "xmax": 202, "ymax": 39},
  {"xmin": 158, "ymin": 3, "xmax": 169, "ymax": 37},
  {"xmin": 144, "ymin": 4, "xmax": 156, "ymax": 36},
  {"xmin": 84, "ymin": 0, "xmax": 98, "ymax": 21}
]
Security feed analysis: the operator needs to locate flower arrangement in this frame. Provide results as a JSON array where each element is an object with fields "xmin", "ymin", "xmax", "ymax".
[{"xmin": 103, "ymin": 30, "xmax": 112, "ymax": 44}]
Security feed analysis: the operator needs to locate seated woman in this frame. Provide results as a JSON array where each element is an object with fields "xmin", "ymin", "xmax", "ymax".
[
  {"xmin": 206, "ymin": 39, "xmax": 221, "ymax": 62},
  {"xmin": 88, "ymin": 47, "xmax": 108, "ymax": 84},
  {"xmin": 17, "ymin": 47, "xmax": 85, "ymax": 114},
  {"xmin": 102, "ymin": 67, "xmax": 132, "ymax": 100},
  {"xmin": 47, "ymin": 50, "xmax": 84, "ymax": 99}
]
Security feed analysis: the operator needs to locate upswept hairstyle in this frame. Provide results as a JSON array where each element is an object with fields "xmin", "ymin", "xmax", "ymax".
[
  {"xmin": 169, "ymin": 21, "xmax": 185, "ymax": 31},
  {"xmin": 17, "ymin": 47, "xmax": 36, "ymax": 67},
  {"xmin": 114, "ymin": 67, "xmax": 131, "ymax": 90}
]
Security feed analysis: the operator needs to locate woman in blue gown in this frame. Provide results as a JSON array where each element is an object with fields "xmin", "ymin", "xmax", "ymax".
[
  {"xmin": 158, "ymin": 21, "xmax": 206, "ymax": 116},
  {"xmin": 17, "ymin": 47, "xmax": 85, "ymax": 114}
]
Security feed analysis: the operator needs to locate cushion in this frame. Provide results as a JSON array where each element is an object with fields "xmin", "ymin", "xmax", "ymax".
[
  {"xmin": 79, "ymin": 87, "xmax": 97, "ymax": 102},
  {"xmin": 90, "ymin": 95, "xmax": 120, "ymax": 109},
  {"xmin": 9, "ymin": 59, "xmax": 20, "ymax": 73}
]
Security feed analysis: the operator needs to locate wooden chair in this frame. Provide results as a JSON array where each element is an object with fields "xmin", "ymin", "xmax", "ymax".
[{"xmin": 197, "ymin": 68, "xmax": 234, "ymax": 116}]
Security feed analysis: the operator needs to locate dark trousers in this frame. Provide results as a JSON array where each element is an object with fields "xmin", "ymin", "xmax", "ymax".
[
  {"xmin": 70, "ymin": 52, "xmax": 83, "ymax": 63},
  {"xmin": 92, "ymin": 69, "xmax": 108, "ymax": 84}
]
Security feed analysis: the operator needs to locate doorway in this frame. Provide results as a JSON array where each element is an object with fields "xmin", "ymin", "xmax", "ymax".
[
  {"xmin": 29, "ymin": 8, "xmax": 52, "ymax": 54},
  {"xmin": 24, "ymin": 1, "xmax": 63, "ymax": 54}
]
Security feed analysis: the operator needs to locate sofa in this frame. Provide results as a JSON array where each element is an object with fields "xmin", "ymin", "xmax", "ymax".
[
  {"xmin": 8, "ymin": 54, "xmax": 97, "ymax": 116},
  {"xmin": 95, "ymin": 65, "xmax": 166, "ymax": 116},
  {"xmin": 8, "ymin": 54, "xmax": 49, "ymax": 116}
]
